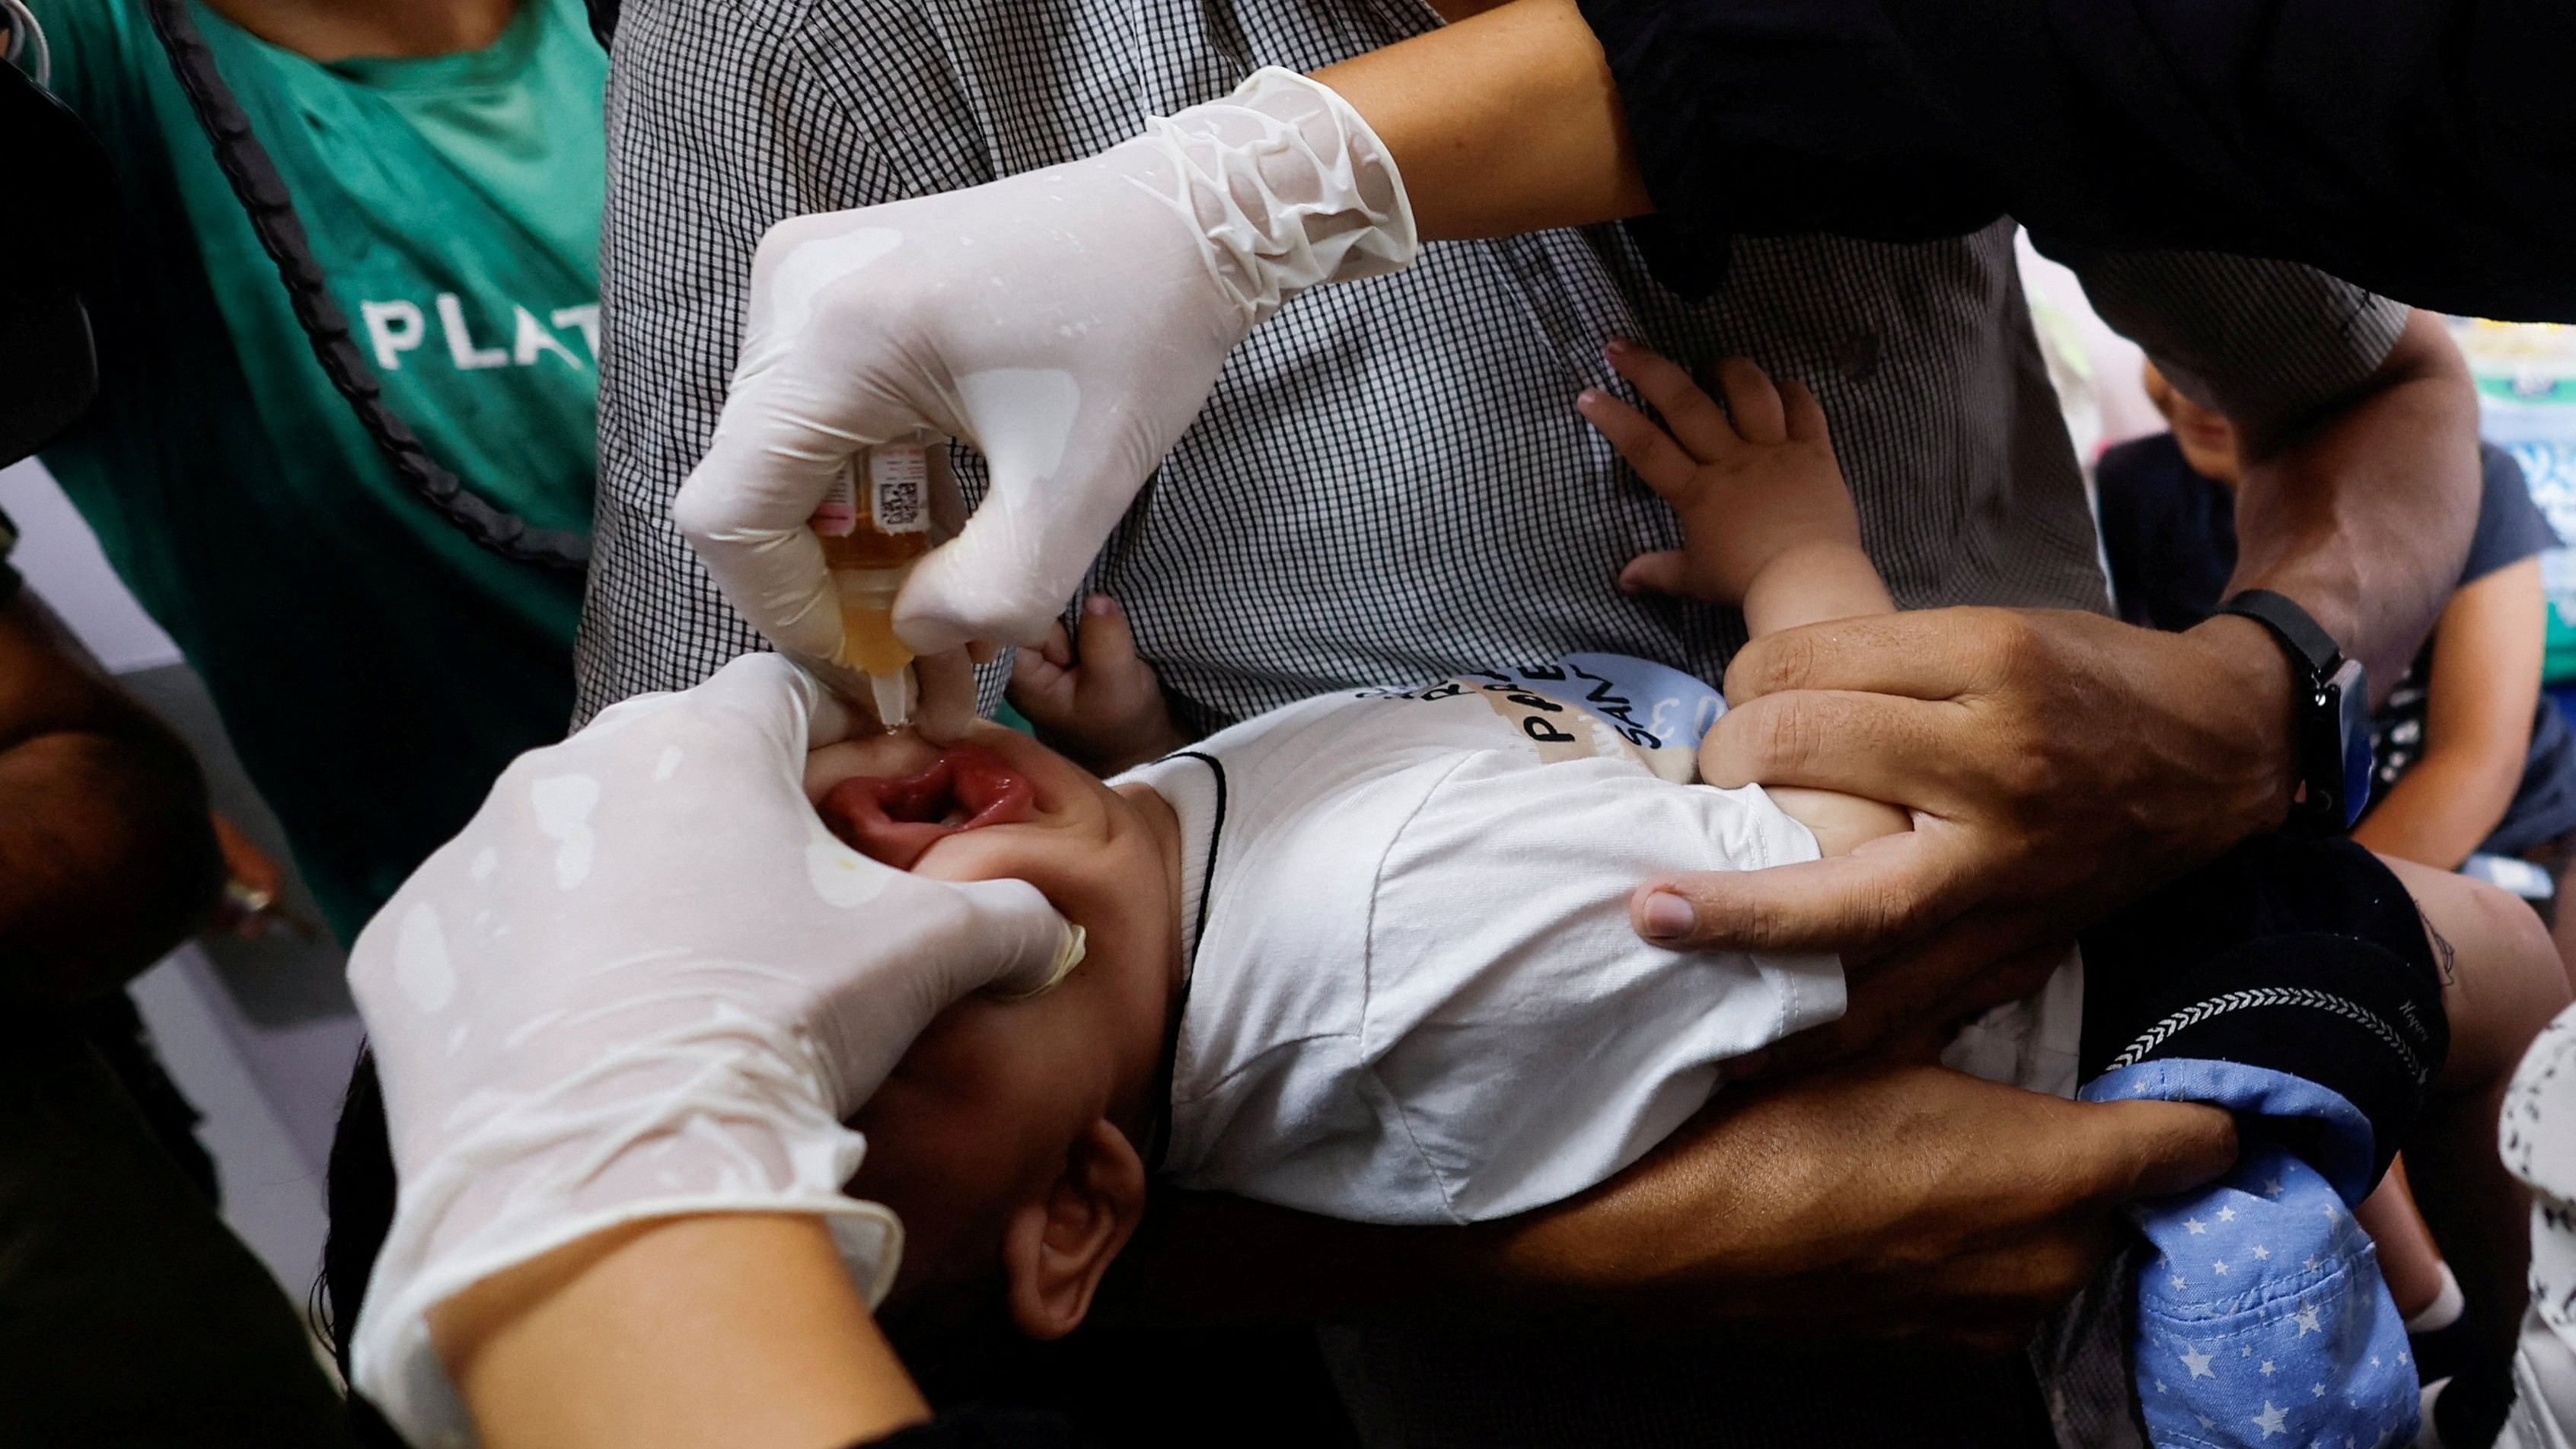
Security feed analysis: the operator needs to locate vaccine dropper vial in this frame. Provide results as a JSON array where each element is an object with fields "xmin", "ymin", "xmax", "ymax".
[{"xmin": 811, "ymin": 434, "xmax": 933, "ymax": 728}]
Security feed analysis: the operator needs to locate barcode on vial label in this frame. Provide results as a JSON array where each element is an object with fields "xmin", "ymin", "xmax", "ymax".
[{"xmin": 869, "ymin": 447, "xmax": 930, "ymax": 533}]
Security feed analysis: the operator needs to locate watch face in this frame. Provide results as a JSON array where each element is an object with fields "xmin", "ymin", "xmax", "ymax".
[{"xmin": 2333, "ymin": 658, "xmax": 2373, "ymax": 829}]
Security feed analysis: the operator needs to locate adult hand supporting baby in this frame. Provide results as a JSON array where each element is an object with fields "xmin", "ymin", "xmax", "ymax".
[
  {"xmin": 1663, "ymin": 607, "xmax": 2299, "ymax": 1071},
  {"xmin": 1117, "ymin": 1064, "xmax": 2237, "ymax": 1352},
  {"xmin": 1653, "ymin": 310, "xmax": 2480, "ymax": 1072},
  {"xmin": 672, "ymin": 68, "xmax": 1414, "ymax": 731},
  {"xmin": 340, "ymin": 652, "xmax": 1079, "ymax": 1447}
]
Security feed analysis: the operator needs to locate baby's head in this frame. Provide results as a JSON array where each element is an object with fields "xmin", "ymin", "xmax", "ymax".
[{"xmin": 807, "ymin": 724, "xmax": 1182, "ymax": 1340}]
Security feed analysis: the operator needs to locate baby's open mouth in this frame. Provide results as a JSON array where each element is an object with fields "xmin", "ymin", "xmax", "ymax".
[{"xmin": 818, "ymin": 744, "xmax": 1038, "ymax": 868}]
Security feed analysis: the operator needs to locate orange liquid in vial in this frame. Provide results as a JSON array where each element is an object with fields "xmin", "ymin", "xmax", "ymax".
[
  {"xmin": 815, "ymin": 441, "xmax": 935, "ymax": 679},
  {"xmin": 836, "ymin": 589, "xmax": 917, "ymax": 677},
  {"xmin": 818, "ymin": 526, "xmax": 930, "ymax": 572}
]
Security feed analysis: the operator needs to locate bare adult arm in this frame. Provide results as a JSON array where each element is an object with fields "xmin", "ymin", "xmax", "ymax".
[
  {"xmin": 1312, "ymin": 0, "xmax": 1646, "ymax": 241},
  {"xmin": 1650, "ymin": 307, "xmax": 2477, "ymax": 1071},
  {"xmin": 1103, "ymin": 1065, "xmax": 2235, "ymax": 1355},
  {"xmin": 0, "ymin": 587, "xmax": 220, "ymax": 1002},
  {"xmin": 2351, "ymin": 557, "xmax": 2547, "ymax": 870},
  {"xmin": 431, "ymin": 1214, "xmax": 929, "ymax": 1449}
]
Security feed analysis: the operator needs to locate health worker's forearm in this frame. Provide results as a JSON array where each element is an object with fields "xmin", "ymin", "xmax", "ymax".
[
  {"xmin": 429, "ymin": 1214, "xmax": 928, "ymax": 1449},
  {"xmin": 1313, "ymin": 0, "xmax": 2576, "ymax": 322},
  {"xmin": 1313, "ymin": 0, "xmax": 1647, "ymax": 240}
]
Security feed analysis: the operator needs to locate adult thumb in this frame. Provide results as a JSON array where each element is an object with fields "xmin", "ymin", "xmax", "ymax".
[
  {"xmin": 2086, "ymin": 1099, "xmax": 2240, "ymax": 1203},
  {"xmin": 674, "ymin": 377, "xmax": 857, "ymax": 667},
  {"xmin": 815, "ymin": 873, "xmax": 1083, "ymax": 1116},
  {"xmin": 892, "ymin": 364, "xmax": 1151, "ymax": 654},
  {"xmin": 942, "ymin": 874, "xmax": 1089, "ymax": 1002},
  {"xmin": 895, "ymin": 505, "xmax": 1090, "ymax": 654}
]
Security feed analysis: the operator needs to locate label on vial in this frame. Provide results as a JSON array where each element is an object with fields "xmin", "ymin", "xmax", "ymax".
[
  {"xmin": 810, "ymin": 463, "xmax": 859, "ymax": 537},
  {"xmin": 869, "ymin": 447, "xmax": 930, "ymax": 534}
]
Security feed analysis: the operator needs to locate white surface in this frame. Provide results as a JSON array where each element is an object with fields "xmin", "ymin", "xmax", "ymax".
[{"xmin": 0, "ymin": 457, "xmax": 182, "ymax": 672}]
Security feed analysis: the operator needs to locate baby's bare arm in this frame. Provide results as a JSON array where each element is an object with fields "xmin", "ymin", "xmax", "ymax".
[
  {"xmin": 1759, "ymin": 784, "xmax": 1911, "ymax": 858},
  {"xmin": 1579, "ymin": 346, "xmax": 1908, "ymax": 845}
]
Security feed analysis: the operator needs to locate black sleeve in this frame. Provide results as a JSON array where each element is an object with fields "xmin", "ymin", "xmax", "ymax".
[
  {"xmin": 1576, "ymin": 0, "xmax": 2576, "ymax": 323},
  {"xmin": 2075, "ymin": 835, "xmax": 2447, "ymax": 1187},
  {"xmin": 2460, "ymin": 442, "xmax": 2561, "ymax": 586}
]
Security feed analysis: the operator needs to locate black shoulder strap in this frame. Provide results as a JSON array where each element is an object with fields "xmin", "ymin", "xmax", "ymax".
[{"xmin": 143, "ymin": 0, "xmax": 589, "ymax": 571}]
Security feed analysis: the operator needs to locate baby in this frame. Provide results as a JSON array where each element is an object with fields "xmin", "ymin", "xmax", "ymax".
[{"xmin": 816, "ymin": 346, "xmax": 2568, "ymax": 1447}]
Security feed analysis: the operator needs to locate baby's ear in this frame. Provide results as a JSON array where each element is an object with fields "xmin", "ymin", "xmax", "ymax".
[{"xmin": 1000, "ymin": 1118, "xmax": 1148, "ymax": 1339}]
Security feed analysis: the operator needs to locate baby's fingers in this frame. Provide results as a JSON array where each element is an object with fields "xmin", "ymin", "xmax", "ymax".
[
  {"xmin": 1605, "ymin": 339, "xmax": 1738, "ymax": 459},
  {"xmin": 1781, "ymin": 378, "xmax": 1832, "ymax": 445},
  {"xmin": 1073, "ymin": 595, "xmax": 1146, "ymax": 677},
  {"xmin": 1579, "ymin": 388, "xmax": 1701, "ymax": 500},
  {"xmin": 1035, "ymin": 619, "xmax": 1075, "ymax": 670},
  {"xmin": 1618, "ymin": 549, "xmax": 1701, "ymax": 599},
  {"xmin": 1712, "ymin": 358, "xmax": 1788, "ymax": 444},
  {"xmin": 1007, "ymin": 632, "xmax": 1079, "ymax": 728}
]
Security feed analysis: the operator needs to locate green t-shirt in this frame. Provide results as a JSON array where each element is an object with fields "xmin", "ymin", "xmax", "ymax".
[{"xmin": 33, "ymin": 0, "xmax": 603, "ymax": 940}]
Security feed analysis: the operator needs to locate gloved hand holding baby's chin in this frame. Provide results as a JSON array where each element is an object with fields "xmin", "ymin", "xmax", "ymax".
[{"xmin": 340, "ymin": 652, "xmax": 1079, "ymax": 1449}]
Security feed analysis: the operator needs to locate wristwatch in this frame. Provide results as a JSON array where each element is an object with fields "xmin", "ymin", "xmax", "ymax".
[{"xmin": 2215, "ymin": 588, "xmax": 2373, "ymax": 833}]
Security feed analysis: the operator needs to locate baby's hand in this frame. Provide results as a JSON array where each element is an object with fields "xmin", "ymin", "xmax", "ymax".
[
  {"xmin": 1007, "ymin": 594, "xmax": 1188, "ymax": 777},
  {"xmin": 1579, "ymin": 342, "xmax": 1867, "ymax": 610}
]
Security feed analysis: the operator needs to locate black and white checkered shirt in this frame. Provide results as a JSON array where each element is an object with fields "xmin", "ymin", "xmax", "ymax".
[{"xmin": 582, "ymin": 2, "xmax": 2407, "ymax": 735}]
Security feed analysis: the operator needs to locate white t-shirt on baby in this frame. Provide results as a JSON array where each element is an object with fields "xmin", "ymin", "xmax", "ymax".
[{"xmin": 1117, "ymin": 656, "xmax": 2082, "ymax": 1227}]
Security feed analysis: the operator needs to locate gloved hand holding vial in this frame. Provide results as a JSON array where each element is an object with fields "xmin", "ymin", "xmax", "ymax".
[
  {"xmin": 809, "ymin": 433, "xmax": 936, "ymax": 728},
  {"xmin": 670, "ymin": 67, "xmax": 1417, "ymax": 734}
]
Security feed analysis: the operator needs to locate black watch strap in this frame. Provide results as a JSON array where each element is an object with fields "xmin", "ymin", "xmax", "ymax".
[
  {"xmin": 2217, "ymin": 588, "xmax": 2344, "ymax": 682},
  {"xmin": 2216, "ymin": 588, "xmax": 2362, "ymax": 832}
]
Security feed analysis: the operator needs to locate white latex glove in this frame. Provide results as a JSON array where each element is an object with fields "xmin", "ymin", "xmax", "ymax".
[
  {"xmin": 344, "ymin": 653, "xmax": 1080, "ymax": 1448},
  {"xmin": 672, "ymin": 66, "xmax": 1416, "ymax": 727}
]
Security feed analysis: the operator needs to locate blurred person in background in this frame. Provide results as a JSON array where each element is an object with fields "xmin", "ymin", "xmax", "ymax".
[
  {"xmin": 2097, "ymin": 345, "xmax": 2576, "ymax": 1441},
  {"xmin": 0, "ymin": 502, "xmax": 359, "ymax": 1447},
  {"xmin": 5, "ymin": 4, "xmax": 603, "ymax": 1439},
  {"xmin": 1, "ymin": 0, "xmax": 603, "ymax": 944},
  {"xmin": 2099, "ymin": 352, "xmax": 2576, "ymax": 953}
]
